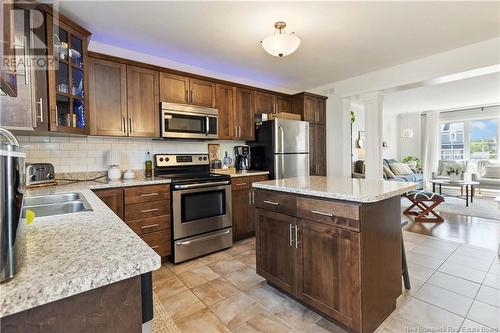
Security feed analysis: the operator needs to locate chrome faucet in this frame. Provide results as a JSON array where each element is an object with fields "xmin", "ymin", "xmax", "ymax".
[{"xmin": 0, "ymin": 127, "xmax": 20, "ymax": 146}]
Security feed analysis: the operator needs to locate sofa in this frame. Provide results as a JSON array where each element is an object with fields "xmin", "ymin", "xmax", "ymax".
[
  {"xmin": 383, "ymin": 159, "xmax": 424, "ymax": 189},
  {"xmin": 472, "ymin": 160, "xmax": 500, "ymax": 190},
  {"xmin": 432, "ymin": 160, "xmax": 468, "ymax": 181}
]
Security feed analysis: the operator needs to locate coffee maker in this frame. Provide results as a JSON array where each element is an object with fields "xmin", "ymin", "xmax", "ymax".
[{"xmin": 234, "ymin": 145, "xmax": 250, "ymax": 172}]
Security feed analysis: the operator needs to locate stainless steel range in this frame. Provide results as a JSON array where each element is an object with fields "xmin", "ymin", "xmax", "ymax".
[{"xmin": 154, "ymin": 154, "xmax": 232, "ymax": 263}]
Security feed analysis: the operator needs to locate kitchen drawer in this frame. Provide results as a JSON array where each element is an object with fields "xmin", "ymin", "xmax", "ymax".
[
  {"xmin": 254, "ymin": 190, "xmax": 297, "ymax": 216},
  {"xmin": 249, "ymin": 175, "xmax": 268, "ymax": 185},
  {"xmin": 232, "ymin": 178, "xmax": 250, "ymax": 191},
  {"xmin": 141, "ymin": 229, "xmax": 171, "ymax": 257},
  {"xmin": 127, "ymin": 215, "xmax": 170, "ymax": 235},
  {"xmin": 124, "ymin": 184, "xmax": 170, "ymax": 204},
  {"xmin": 297, "ymin": 197, "xmax": 360, "ymax": 231},
  {"xmin": 125, "ymin": 200, "xmax": 170, "ymax": 221}
]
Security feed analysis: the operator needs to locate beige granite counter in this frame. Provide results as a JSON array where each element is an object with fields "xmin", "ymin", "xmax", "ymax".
[
  {"xmin": 0, "ymin": 178, "xmax": 169, "ymax": 318},
  {"xmin": 252, "ymin": 176, "xmax": 417, "ymax": 203}
]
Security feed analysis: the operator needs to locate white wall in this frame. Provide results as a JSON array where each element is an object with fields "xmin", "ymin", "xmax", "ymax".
[
  {"xmin": 351, "ymin": 104, "xmax": 365, "ymax": 162},
  {"xmin": 382, "ymin": 112, "xmax": 398, "ymax": 160},
  {"xmin": 18, "ymin": 135, "xmax": 244, "ymax": 174},
  {"xmin": 398, "ymin": 112, "xmax": 422, "ymax": 161}
]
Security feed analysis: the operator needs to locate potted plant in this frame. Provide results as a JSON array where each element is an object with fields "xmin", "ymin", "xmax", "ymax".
[
  {"xmin": 402, "ymin": 156, "xmax": 421, "ymax": 172},
  {"xmin": 446, "ymin": 166, "xmax": 464, "ymax": 182}
]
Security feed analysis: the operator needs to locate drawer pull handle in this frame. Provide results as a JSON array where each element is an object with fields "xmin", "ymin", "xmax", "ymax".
[
  {"xmin": 235, "ymin": 183, "xmax": 246, "ymax": 186},
  {"xmin": 263, "ymin": 200, "xmax": 279, "ymax": 206},
  {"xmin": 151, "ymin": 245, "xmax": 160, "ymax": 249},
  {"xmin": 140, "ymin": 193, "xmax": 159, "ymax": 197},
  {"xmin": 141, "ymin": 208, "xmax": 159, "ymax": 213},
  {"xmin": 295, "ymin": 226, "xmax": 301, "ymax": 248},
  {"xmin": 141, "ymin": 223, "xmax": 159, "ymax": 229},
  {"xmin": 311, "ymin": 210, "xmax": 334, "ymax": 217}
]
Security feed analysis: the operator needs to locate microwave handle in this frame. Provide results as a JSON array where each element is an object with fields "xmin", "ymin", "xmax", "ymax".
[{"xmin": 206, "ymin": 116, "xmax": 210, "ymax": 134}]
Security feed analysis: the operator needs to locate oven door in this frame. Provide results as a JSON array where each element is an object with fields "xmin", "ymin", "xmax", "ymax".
[
  {"xmin": 172, "ymin": 182, "xmax": 232, "ymax": 239},
  {"xmin": 162, "ymin": 110, "xmax": 218, "ymax": 139}
]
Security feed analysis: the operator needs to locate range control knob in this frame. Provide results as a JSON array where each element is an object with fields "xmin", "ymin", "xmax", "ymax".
[
  {"xmin": 165, "ymin": 157, "xmax": 170, "ymax": 162},
  {"xmin": 159, "ymin": 157, "xmax": 164, "ymax": 162},
  {"xmin": 30, "ymin": 175, "xmax": 36, "ymax": 181},
  {"xmin": 203, "ymin": 156, "xmax": 208, "ymax": 161},
  {"xmin": 47, "ymin": 173, "xmax": 54, "ymax": 179},
  {"xmin": 198, "ymin": 157, "xmax": 202, "ymax": 161}
]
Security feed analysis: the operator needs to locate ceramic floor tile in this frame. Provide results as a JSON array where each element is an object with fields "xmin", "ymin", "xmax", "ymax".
[
  {"xmin": 446, "ymin": 253, "xmax": 494, "ymax": 272},
  {"xmin": 396, "ymin": 298, "xmax": 464, "ymax": 331},
  {"xmin": 270, "ymin": 296, "xmax": 322, "ymax": 331},
  {"xmin": 225, "ymin": 243, "xmax": 254, "ymax": 257},
  {"xmin": 407, "ymin": 251, "xmax": 446, "ymax": 270},
  {"xmin": 460, "ymin": 319, "xmax": 492, "ymax": 332},
  {"xmin": 454, "ymin": 246, "xmax": 497, "ymax": 261},
  {"xmin": 233, "ymin": 310, "xmax": 295, "ymax": 333},
  {"xmin": 245, "ymin": 283, "xmax": 289, "ymax": 310},
  {"xmin": 175, "ymin": 309, "xmax": 230, "ymax": 333},
  {"xmin": 411, "ymin": 244, "xmax": 455, "ymax": 260},
  {"xmin": 407, "ymin": 262, "xmax": 435, "ymax": 281},
  {"xmin": 402, "ymin": 232, "xmax": 427, "ymax": 244},
  {"xmin": 438, "ymin": 261, "xmax": 487, "ymax": 283},
  {"xmin": 167, "ymin": 259, "xmax": 205, "ymax": 275},
  {"xmin": 427, "ymin": 272, "xmax": 481, "ymax": 298},
  {"xmin": 207, "ymin": 258, "xmax": 247, "ymax": 276},
  {"xmin": 198, "ymin": 251, "xmax": 234, "ymax": 265},
  {"xmin": 401, "ymin": 276, "xmax": 425, "ymax": 296},
  {"xmin": 160, "ymin": 289, "xmax": 207, "ymax": 323},
  {"xmin": 403, "ymin": 240, "xmax": 420, "ymax": 252},
  {"xmin": 419, "ymin": 238, "xmax": 460, "ymax": 251},
  {"xmin": 483, "ymin": 272, "xmax": 500, "ymax": 289},
  {"xmin": 312, "ymin": 317, "xmax": 348, "ymax": 333},
  {"xmin": 154, "ymin": 275, "xmax": 189, "ymax": 299},
  {"xmin": 467, "ymin": 301, "xmax": 500, "ymax": 329},
  {"xmin": 414, "ymin": 283, "xmax": 473, "ymax": 316},
  {"xmin": 225, "ymin": 267, "xmax": 266, "ymax": 291},
  {"xmin": 153, "ymin": 292, "xmax": 177, "ymax": 332},
  {"xmin": 176, "ymin": 264, "xmax": 220, "ymax": 288},
  {"xmin": 153, "ymin": 264, "xmax": 176, "ymax": 282},
  {"xmin": 190, "ymin": 277, "xmax": 241, "ymax": 306},
  {"xmin": 378, "ymin": 316, "xmax": 419, "ymax": 333},
  {"xmin": 475, "ymin": 285, "xmax": 500, "ymax": 308},
  {"xmin": 489, "ymin": 262, "xmax": 500, "ymax": 275},
  {"xmin": 209, "ymin": 292, "xmax": 267, "ymax": 330}
]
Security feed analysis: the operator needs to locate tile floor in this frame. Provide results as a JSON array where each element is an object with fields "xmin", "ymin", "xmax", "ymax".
[{"xmin": 152, "ymin": 232, "xmax": 500, "ymax": 333}]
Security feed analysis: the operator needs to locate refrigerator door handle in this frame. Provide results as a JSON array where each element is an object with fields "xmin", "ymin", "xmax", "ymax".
[{"xmin": 278, "ymin": 126, "xmax": 285, "ymax": 178}]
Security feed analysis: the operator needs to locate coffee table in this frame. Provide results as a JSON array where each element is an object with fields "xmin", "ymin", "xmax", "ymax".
[{"xmin": 429, "ymin": 179, "xmax": 480, "ymax": 207}]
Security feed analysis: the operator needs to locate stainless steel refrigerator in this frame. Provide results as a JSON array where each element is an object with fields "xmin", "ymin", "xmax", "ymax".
[{"xmin": 249, "ymin": 119, "xmax": 309, "ymax": 179}]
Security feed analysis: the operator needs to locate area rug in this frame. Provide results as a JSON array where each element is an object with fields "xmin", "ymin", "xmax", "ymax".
[
  {"xmin": 401, "ymin": 196, "xmax": 500, "ymax": 221},
  {"xmin": 152, "ymin": 291, "xmax": 180, "ymax": 333}
]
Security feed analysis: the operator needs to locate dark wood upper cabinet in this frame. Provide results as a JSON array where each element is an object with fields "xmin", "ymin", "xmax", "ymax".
[
  {"xmin": 235, "ymin": 87, "xmax": 255, "ymax": 140},
  {"xmin": 296, "ymin": 219, "xmax": 361, "ymax": 327},
  {"xmin": 215, "ymin": 84, "xmax": 236, "ymax": 139},
  {"xmin": 255, "ymin": 208, "xmax": 296, "ymax": 294},
  {"xmin": 190, "ymin": 78, "xmax": 215, "ymax": 107},
  {"xmin": 310, "ymin": 124, "xmax": 326, "ymax": 176},
  {"xmin": 276, "ymin": 96, "xmax": 291, "ymax": 113},
  {"xmin": 93, "ymin": 188, "xmax": 124, "ymax": 220},
  {"xmin": 126, "ymin": 65, "xmax": 159, "ymax": 137},
  {"xmin": 303, "ymin": 95, "xmax": 326, "ymax": 124},
  {"xmin": 89, "ymin": 58, "xmax": 127, "ymax": 136},
  {"xmin": 159, "ymin": 72, "xmax": 189, "ymax": 104},
  {"xmin": 255, "ymin": 92, "xmax": 276, "ymax": 114}
]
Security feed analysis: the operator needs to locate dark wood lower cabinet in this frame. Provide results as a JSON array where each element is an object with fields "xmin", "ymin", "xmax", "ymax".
[
  {"xmin": 255, "ymin": 189, "xmax": 401, "ymax": 333},
  {"xmin": 93, "ymin": 188, "xmax": 124, "ymax": 220}
]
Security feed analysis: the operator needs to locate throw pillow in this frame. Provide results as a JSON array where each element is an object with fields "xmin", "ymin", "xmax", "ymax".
[
  {"xmin": 389, "ymin": 163, "xmax": 414, "ymax": 176},
  {"xmin": 484, "ymin": 165, "xmax": 500, "ymax": 179},
  {"xmin": 383, "ymin": 165, "xmax": 395, "ymax": 179}
]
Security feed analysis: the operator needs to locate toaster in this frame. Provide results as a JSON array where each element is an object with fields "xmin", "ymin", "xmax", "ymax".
[{"xmin": 26, "ymin": 163, "xmax": 56, "ymax": 187}]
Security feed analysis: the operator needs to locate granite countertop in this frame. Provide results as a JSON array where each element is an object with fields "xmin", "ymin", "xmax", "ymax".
[
  {"xmin": 215, "ymin": 170, "xmax": 269, "ymax": 178},
  {"xmin": 252, "ymin": 176, "xmax": 417, "ymax": 203},
  {"xmin": 0, "ymin": 178, "xmax": 169, "ymax": 318}
]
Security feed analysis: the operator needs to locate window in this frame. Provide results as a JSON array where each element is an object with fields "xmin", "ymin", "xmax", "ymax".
[{"xmin": 440, "ymin": 117, "xmax": 499, "ymax": 170}]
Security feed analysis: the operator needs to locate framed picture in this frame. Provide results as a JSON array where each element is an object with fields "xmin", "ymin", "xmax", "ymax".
[{"xmin": 208, "ymin": 144, "xmax": 221, "ymax": 163}]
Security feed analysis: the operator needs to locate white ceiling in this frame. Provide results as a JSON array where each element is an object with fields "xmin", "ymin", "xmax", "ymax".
[
  {"xmin": 383, "ymin": 72, "xmax": 500, "ymax": 115},
  {"xmin": 59, "ymin": 1, "xmax": 500, "ymax": 92}
]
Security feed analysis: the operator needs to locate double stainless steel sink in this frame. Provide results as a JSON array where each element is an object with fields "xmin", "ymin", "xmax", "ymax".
[{"xmin": 22, "ymin": 192, "xmax": 92, "ymax": 218}]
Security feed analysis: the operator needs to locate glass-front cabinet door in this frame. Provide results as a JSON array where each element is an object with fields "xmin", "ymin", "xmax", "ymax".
[{"xmin": 48, "ymin": 16, "xmax": 89, "ymax": 133}]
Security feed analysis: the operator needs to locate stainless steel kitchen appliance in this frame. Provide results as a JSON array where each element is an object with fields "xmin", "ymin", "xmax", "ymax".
[
  {"xmin": 26, "ymin": 163, "xmax": 56, "ymax": 187},
  {"xmin": 154, "ymin": 153, "xmax": 232, "ymax": 263},
  {"xmin": 234, "ymin": 145, "xmax": 250, "ymax": 172},
  {"xmin": 161, "ymin": 102, "xmax": 218, "ymax": 139},
  {"xmin": 249, "ymin": 118, "xmax": 309, "ymax": 179},
  {"xmin": 1, "ymin": 128, "xmax": 25, "ymax": 282}
]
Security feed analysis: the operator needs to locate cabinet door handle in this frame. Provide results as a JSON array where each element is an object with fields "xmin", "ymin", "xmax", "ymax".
[
  {"xmin": 190, "ymin": 90, "xmax": 193, "ymax": 103},
  {"xmin": 151, "ymin": 245, "xmax": 160, "ymax": 250},
  {"xmin": 289, "ymin": 224, "xmax": 294, "ymax": 247},
  {"xmin": 295, "ymin": 225, "xmax": 301, "ymax": 248},
  {"xmin": 252, "ymin": 191, "xmax": 255, "ymax": 204},
  {"xmin": 35, "ymin": 98, "xmax": 43, "ymax": 123},
  {"xmin": 141, "ymin": 223, "xmax": 159, "ymax": 229},
  {"xmin": 311, "ymin": 210, "xmax": 335, "ymax": 217},
  {"xmin": 140, "ymin": 193, "xmax": 159, "ymax": 197},
  {"xmin": 263, "ymin": 200, "xmax": 279, "ymax": 206},
  {"xmin": 248, "ymin": 191, "xmax": 252, "ymax": 205},
  {"xmin": 235, "ymin": 182, "xmax": 246, "ymax": 186},
  {"xmin": 129, "ymin": 118, "xmax": 132, "ymax": 133},
  {"xmin": 55, "ymin": 106, "xmax": 59, "ymax": 126},
  {"xmin": 186, "ymin": 89, "xmax": 189, "ymax": 102},
  {"xmin": 140, "ymin": 208, "xmax": 159, "ymax": 213}
]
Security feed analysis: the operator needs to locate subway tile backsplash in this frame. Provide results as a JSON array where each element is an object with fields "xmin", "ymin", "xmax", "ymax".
[{"xmin": 19, "ymin": 135, "xmax": 244, "ymax": 173}]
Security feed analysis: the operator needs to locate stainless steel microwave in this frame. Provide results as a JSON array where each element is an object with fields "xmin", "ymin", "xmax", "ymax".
[{"xmin": 161, "ymin": 102, "xmax": 218, "ymax": 139}]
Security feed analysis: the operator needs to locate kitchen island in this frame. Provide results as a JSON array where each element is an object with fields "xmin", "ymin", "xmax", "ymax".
[{"xmin": 252, "ymin": 176, "xmax": 417, "ymax": 333}]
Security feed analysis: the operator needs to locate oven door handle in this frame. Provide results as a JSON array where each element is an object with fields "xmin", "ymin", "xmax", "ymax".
[
  {"xmin": 175, "ymin": 229, "xmax": 231, "ymax": 246},
  {"xmin": 174, "ymin": 180, "xmax": 230, "ymax": 190}
]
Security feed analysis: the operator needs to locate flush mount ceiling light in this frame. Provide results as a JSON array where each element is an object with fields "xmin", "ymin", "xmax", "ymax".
[{"xmin": 260, "ymin": 21, "xmax": 300, "ymax": 57}]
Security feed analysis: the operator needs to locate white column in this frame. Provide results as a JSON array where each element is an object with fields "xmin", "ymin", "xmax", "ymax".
[
  {"xmin": 361, "ymin": 92, "xmax": 384, "ymax": 179},
  {"xmin": 325, "ymin": 92, "xmax": 351, "ymax": 177}
]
